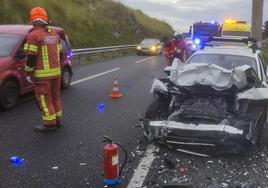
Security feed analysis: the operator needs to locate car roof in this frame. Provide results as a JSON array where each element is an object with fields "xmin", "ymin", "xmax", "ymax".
[
  {"xmin": 194, "ymin": 45, "xmax": 258, "ymax": 58},
  {"xmin": 142, "ymin": 38, "xmax": 160, "ymax": 42},
  {"xmin": 0, "ymin": 24, "xmax": 64, "ymax": 35}
]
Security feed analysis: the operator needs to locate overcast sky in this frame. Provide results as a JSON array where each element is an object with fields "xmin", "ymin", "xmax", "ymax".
[{"xmin": 118, "ymin": 0, "xmax": 268, "ymax": 32}]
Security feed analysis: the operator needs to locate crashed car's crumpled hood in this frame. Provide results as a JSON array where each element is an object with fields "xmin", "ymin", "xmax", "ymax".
[{"xmin": 170, "ymin": 63, "xmax": 258, "ymax": 90}]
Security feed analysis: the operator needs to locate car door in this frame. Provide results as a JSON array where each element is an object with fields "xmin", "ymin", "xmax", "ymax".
[
  {"xmin": 13, "ymin": 40, "xmax": 33, "ymax": 93},
  {"xmin": 258, "ymin": 53, "xmax": 268, "ymax": 87}
]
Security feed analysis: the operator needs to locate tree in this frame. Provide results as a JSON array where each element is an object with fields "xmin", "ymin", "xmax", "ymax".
[{"xmin": 263, "ymin": 21, "xmax": 268, "ymax": 39}]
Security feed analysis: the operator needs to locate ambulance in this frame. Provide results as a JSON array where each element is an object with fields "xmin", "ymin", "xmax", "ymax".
[{"xmin": 222, "ymin": 20, "xmax": 251, "ymax": 37}]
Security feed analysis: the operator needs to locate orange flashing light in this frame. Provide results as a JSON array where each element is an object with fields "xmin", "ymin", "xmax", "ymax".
[{"xmin": 225, "ymin": 20, "xmax": 237, "ymax": 24}]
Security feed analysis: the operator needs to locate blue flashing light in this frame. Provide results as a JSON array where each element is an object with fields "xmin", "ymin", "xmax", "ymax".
[
  {"xmin": 10, "ymin": 156, "xmax": 24, "ymax": 167},
  {"xmin": 97, "ymin": 103, "xmax": 105, "ymax": 113},
  {"xmin": 194, "ymin": 38, "xmax": 201, "ymax": 45}
]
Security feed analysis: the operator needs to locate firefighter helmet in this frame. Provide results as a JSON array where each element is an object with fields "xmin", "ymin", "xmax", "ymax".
[
  {"xmin": 173, "ymin": 31, "xmax": 183, "ymax": 39},
  {"xmin": 29, "ymin": 7, "xmax": 48, "ymax": 24}
]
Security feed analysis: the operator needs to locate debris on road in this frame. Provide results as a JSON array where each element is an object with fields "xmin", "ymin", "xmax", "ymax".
[
  {"xmin": 178, "ymin": 166, "xmax": 188, "ymax": 173},
  {"xmin": 97, "ymin": 103, "xmax": 105, "ymax": 113},
  {"xmin": 131, "ymin": 152, "xmax": 135, "ymax": 158},
  {"xmin": 9, "ymin": 156, "xmax": 24, "ymax": 167},
  {"xmin": 52, "ymin": 166, "xmax": 59, "ymax": 170},
  {"xmin": 126, "ymin": 82, "xmax": 132, "ymax": 88},
  {"xmin": 164, "ymin": 157, "xmax": 175, "ymax": 169},
  {"xmin": 79, "ymin": 162, "xmax": 87, "ymax": 166}
]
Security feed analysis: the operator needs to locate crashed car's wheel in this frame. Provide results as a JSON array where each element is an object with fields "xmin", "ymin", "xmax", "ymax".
[
  {"xmin": 0, "ymin": 80, "xmax": 19, "ymax": 110},
  {"xmin": 61, "ymin": 67, "xmax": 72, "ymax": 90},
  {"xmin": 254, "ymin": 111, "xmax": 267, "ymax": 145},
  {"xmin": 145, "ymin": 99, "xmax": 169, "ymax": 120}
]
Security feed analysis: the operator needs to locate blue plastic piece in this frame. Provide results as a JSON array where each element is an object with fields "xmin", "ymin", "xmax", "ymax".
[
  {"xmin": 10, "ymin": 156, "xmax": 24, "ymax": 167},
  {"xmin": 104, "ymin": 178, "xmax": 122, "ymax": 185},
  {"xmin": 97, "ymin": 103, "xmax": 105, "ymax": 113}
]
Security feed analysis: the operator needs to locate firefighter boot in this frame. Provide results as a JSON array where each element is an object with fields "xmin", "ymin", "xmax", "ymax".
[
  {"xmin": 34, "ymin": 125, "xmax": 57, "ymax": 132},
  {"xmin": 56, "ymin": 122, "xmax": 62, "ymax": 128}
]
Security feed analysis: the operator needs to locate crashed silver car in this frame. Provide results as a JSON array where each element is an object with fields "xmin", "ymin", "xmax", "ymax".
[{"xmin": 144, "ymin": 46, "xmax": 268, "ymax": 154}]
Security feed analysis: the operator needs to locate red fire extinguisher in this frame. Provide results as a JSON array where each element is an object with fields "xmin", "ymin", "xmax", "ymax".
[{"xmin": 103, "ymin": 135, "xmax": 128, "ymax": 186}]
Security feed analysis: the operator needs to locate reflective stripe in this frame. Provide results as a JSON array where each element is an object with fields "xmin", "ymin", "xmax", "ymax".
[
  {"xmin": 42, "ymin": 45, "xmax": 50, "ymax": 70},
  {"xmin": 29, "ymin": 45, "xmax": 38, "ymax": 52},
  {"xmin": 25, "ymin": 65, "xmax": 34, "ymax": 72},
  {"xmin": 57, "ymin": 44, "xmax": 61, "ymax": 61},
  {"xmin": 24, "ymin": 43, "xmax": 38, "ymax": 53},
  {"xmin": 56, "ymin": 111, "xmax": 62, "ymax": 117},
  {"xmin": 42, "ymin": 114, "xmax": 56, "ymax": 121},
  {"xmin": 58, "ymin": 44, "xmax": 62, "ymax": 50},
  {"xmin": 24, "ymin": 44, "xmax": 29, "ymax": 51},
  {"xmin": 34, "ymin": 67, "xmax": 61, "ymax": 78},
  {"xmin": 40, "ymin": 95, "xmax": 49, "ymax": 117}
]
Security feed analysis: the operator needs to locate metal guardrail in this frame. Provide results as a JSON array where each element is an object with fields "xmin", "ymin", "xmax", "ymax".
[{"xmin": 72, "ymin": 44, "xmax": 137, "ymax": 56}]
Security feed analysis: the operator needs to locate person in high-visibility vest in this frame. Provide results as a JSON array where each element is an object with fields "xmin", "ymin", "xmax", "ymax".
[
  {"xmin": 172, "ymin": 31, "xmax": 186, "ymax": 63},
  {"xmin": 24, "ymin": 7, "xmax": 63, "ymax": 132}
]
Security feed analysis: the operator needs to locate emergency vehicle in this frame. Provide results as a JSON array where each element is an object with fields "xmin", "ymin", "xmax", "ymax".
[
  {"xmin": 222, "ymin": 20, "xmax": 251, "ymax": 37},
  {"xmin": 0, "ymin": 25, "xmax": 73, "ymax": 110},
  {"xmin": 192, "ymin": 21, "xmax": 222, "ymax": 43}
]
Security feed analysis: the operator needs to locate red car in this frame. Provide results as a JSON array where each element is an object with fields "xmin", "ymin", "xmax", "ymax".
[{"xmin": 0, "ymin": 25, "xmax": 73, "ymax": 110}]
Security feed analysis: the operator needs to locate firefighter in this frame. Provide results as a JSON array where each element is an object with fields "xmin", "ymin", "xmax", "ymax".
[
  {"xmin": 163, "ymin": 39, "xmax": 175, "ymax": 66},
  {"xmin": 172, "ymin": 31, "xmax": 186, "ymax": 63},
  {"xmin": 24, "ymin": 7, "xmax": 63, "ymax": 132}
]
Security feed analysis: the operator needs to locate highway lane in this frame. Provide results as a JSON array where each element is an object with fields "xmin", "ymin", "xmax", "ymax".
[
  {"xmin": 2, "ymin": 54, "xmax": 268, "ymax": 188},
  {"xmin": 0, "ymin": 54, "xmax": 166, "ymax": 188}
]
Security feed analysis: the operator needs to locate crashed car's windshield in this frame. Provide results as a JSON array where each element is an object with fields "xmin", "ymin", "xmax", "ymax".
[
  {"xmin": 0, "ymin": 34, "xmax": 21, "ymax": 56},
  {"xmin": 188, "ymin": 54, "xmax": 257, "ymax": 72}
]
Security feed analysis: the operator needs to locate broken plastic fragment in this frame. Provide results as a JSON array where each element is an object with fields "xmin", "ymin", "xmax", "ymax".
[
  {"xmin": 131, "ymin": 152, "xmax": 135, "ymax": 157},
  {"xmin": 178, "ymin": 166, "xmax": 188, "ymax": 173},
  {"xmin": 52, "ymin": 166, "xmax": 59, "ymax": 170},
  {"xmin": 126, "ymin": 82, "xmax": 132, "ymax": 87},
  {"xmin": 79, "ymin": 163, "xmax": 87, "ymax": 166},
  {"xmin": 9, "ymin": 156, "xmax": 24, "ymax": 167},
  {"xmin": 97, "ymin": 103, "xmax": 105, "ymax": 113}
]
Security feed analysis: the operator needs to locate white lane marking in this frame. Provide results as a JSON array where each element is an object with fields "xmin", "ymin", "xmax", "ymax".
[
  {"xmin": 135, "ymin": 57, "xmax": 156, "ymax": 64},
  {"xmin": 127, "ymin": 145, "xmax": 156, "ymax": 188},
  {"xmin": 70, "ymin": 68, "xmax": 121, "ymax": 86}
]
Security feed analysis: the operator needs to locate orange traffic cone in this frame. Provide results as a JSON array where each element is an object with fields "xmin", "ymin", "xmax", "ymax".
[{"xmin": 109, "ymin": 78, "xmax": 122, "ymax": 99}]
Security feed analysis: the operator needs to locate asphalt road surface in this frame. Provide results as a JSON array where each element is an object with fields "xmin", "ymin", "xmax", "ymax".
[{"xmin": 1, "ymin": 54, "xmax": 268, "ymax": 188}]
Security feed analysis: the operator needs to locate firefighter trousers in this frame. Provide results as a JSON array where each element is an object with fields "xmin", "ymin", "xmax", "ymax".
[{"xmin": 34, "ymin": 77, "xmax": 62, "ymax": 127}]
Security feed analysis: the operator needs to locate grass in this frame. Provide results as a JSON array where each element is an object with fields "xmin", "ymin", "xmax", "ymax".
[
  {"xmin": 0, "ymin": 0, "xmax": 173, "ymax": 48},
  {"xmin": 263, "ymin": 48, "xmax": 268, "ymax": 63}
]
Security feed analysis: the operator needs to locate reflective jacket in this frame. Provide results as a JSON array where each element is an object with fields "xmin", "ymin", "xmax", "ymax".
[
  {"xmin": 24, "ymin": 27, "xmax": 62, "ymax": 79},
  {"xmin": 172, "ymin": 39, "xmax": 186, "ymax": 62}
]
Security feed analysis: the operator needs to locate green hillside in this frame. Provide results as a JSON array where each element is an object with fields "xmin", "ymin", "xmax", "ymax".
[{"xmin": 0, "ymin": 0, "xmax": 173, "ymax": 48}]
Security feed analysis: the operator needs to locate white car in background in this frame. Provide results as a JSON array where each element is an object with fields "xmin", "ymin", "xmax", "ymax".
[{"xmin": 137, "ymin": 39, "xmax": 162, "ymax": 55}]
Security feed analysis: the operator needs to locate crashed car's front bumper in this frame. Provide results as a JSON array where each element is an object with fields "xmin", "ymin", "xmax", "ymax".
[{"xmin": 143, "ymin": 120, "xmax": 251, "ymax": 148}]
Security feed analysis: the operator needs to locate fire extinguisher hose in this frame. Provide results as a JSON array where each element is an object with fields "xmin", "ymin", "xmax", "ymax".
[{"xmin": 115, "ymin": 142, "xmax": 128, "ymax": 177}]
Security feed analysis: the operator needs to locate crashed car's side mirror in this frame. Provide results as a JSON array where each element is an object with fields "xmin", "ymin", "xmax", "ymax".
[{"xmin": 164, "ymin": 66, "xmax": 171, "ymax": 76}]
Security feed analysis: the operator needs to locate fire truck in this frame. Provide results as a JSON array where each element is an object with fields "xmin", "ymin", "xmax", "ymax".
[{"xmin": 192, "ymin": 21, "xmax": 222, "ymax": 44}]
